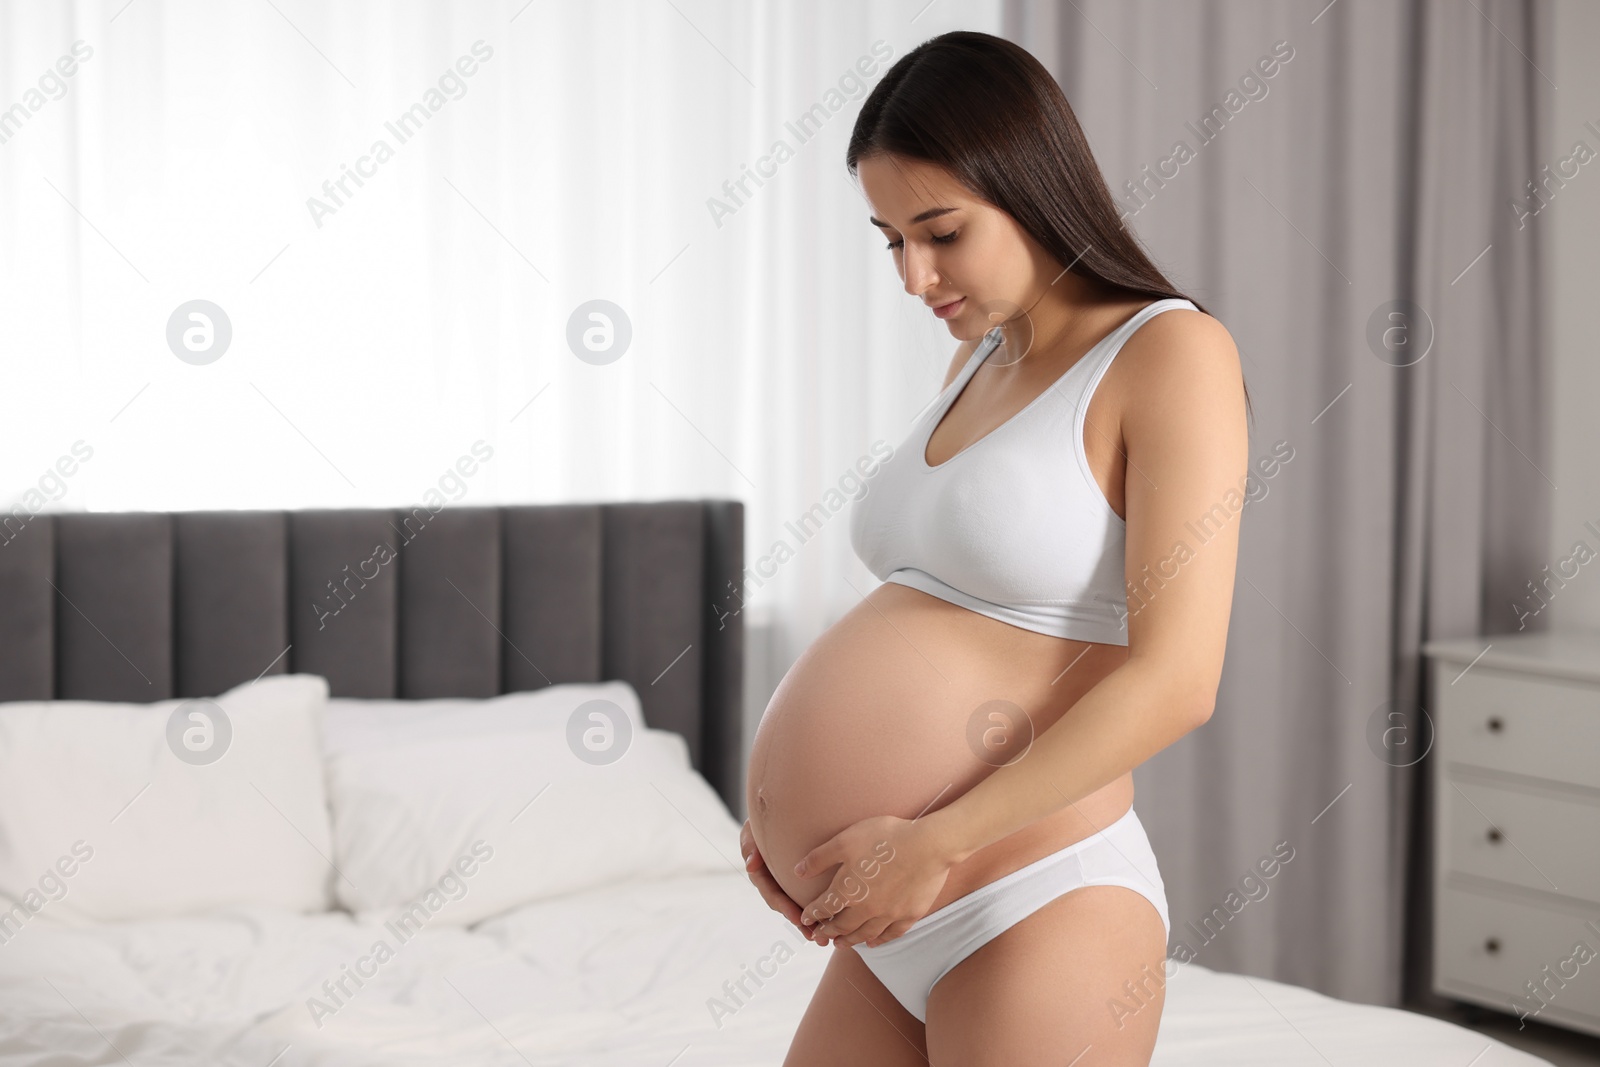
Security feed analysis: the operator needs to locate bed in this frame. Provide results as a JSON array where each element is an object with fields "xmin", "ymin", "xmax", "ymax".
[{"xmin": 0, "ymin": 503, "xmax": 1556, "ymax": 1065}]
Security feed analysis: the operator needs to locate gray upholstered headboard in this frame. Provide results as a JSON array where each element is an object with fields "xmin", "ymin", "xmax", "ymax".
[{"xmin": 0, "ymin": 500, "xmax": 746, "ymax": 811}]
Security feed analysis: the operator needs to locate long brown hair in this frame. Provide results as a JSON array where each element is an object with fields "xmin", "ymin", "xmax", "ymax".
[{"xmin": 847, "ymin": 30, "xmax": 1252, "ymax": 420}]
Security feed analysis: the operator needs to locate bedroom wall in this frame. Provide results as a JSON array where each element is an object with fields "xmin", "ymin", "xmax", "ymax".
[{"xmin": 1545, "ymin": 0, "xmax": 1600, "ymax": 634}]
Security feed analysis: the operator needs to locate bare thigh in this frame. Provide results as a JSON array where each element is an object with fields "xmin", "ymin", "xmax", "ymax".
[
  {"xmin": 783, "ymin": 944, "xmax": 930, "ymax": 1067},
  {"xmin": 925, "ymin": 885, "xmax": 1169, "ymax": 1067}
]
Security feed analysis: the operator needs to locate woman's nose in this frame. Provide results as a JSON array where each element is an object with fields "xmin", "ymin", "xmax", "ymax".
[{"xmin": 901, "ymin": 245, "xmax": 939, "ymax": 298}]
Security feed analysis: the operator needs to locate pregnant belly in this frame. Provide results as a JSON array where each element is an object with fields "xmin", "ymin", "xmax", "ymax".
[{"xmin": 746, "ymin": 582, "xmax": 1135, "ymax": 917}]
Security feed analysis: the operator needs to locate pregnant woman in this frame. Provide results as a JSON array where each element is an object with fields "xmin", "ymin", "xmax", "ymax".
[{"xmin": 740, "ymin": 30, "xmax": 1250, "ymax": 1067}]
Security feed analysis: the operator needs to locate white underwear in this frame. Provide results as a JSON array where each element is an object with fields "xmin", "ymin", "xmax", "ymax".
[{"xmin": 850, "ymin": 806, "xmax": 1170, "ymax": 1023}]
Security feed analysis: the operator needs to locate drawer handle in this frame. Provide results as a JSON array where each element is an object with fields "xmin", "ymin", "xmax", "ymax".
[
  {"xmin": 1485, "ymin": 937, "xmax": 1501, "ymax": 954},
  {"xmin": 1486, "ymin": 827, "xmax": 1502, "ymax": 844},
  {"xmin": 1487, "ymin": 716, "xmax": 1503, "ymax": 733}
]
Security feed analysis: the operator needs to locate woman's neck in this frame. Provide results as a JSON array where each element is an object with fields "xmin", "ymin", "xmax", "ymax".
[{"xmin": 1000, "ymin": 271, "xmax": 1123, "ymax": 363}]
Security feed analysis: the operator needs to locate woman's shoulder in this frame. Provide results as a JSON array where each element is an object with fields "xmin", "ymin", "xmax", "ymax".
[
  {"xmin": 1119, "ymin": 302, "xmax": 1240, "ymax": 385},
  {"xmin": 1114, "ymin": 302, "xmax": 1246, "ymax": 434},
  {"xmin": 938, "ymin": 333, "xmax": 985, "ymax": 391}
]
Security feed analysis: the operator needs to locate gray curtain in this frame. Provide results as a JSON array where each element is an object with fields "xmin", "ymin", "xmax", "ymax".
[{"xmin": 1001, "ymin": 0, "xmax": 1551, "ymax": 1007}]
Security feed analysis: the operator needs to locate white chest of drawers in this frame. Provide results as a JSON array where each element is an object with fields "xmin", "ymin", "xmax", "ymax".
[{"xmin": 1423, "ymin": 630, "xmax": 1600, "ymax": 1038}]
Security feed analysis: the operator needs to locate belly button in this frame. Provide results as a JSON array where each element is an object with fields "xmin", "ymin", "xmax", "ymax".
[{"xmin": 755, "ymin": 788, "xmax": 770, "ymax": 813}]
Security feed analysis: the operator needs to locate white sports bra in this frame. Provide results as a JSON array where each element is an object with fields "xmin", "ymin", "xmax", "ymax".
[{"xmin": 849, "ymin": 298, "xmax": 1199, "ymax": 645}]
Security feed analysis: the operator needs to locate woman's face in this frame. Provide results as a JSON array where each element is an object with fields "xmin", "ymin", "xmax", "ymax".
[{"xmin": 857, "ymin": 152, "xmax": 1057, "ymax": 340}]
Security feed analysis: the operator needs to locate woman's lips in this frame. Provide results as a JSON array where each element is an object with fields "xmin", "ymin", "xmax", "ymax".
[{"xmin": 932, "ymin": 297, "xmax": 965, "ymax": 319}]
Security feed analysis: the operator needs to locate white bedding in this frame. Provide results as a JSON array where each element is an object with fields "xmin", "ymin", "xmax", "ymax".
[{"xmin": 0, "ymin": 871, "xmax": 1553, "ymax": 1066}]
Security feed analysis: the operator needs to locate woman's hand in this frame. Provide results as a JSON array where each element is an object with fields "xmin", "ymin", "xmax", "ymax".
[
  {"xmin": 793, "ymin": 814, "xmax": 955, "ymax": 949},
  {"xmin": 740, "ymin": 818, "xmax": 830, "ymax": 946}
]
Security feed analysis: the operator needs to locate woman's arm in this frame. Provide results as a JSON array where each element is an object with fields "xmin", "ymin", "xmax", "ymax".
[{"xmin": 922, "ymin": 309, "xmax": 1249, "ymax": 863}]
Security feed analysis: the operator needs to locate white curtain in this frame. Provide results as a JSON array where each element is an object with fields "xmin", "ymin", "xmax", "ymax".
[{"xmin": 0, "ymin": 0, "xmax": 1001, "ymax": 724}]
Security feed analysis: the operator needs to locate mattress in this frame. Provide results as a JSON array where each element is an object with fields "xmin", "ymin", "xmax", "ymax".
[{"xmin": 0, "ymin": 870, "xmax": 1552, "ymax": 1066}]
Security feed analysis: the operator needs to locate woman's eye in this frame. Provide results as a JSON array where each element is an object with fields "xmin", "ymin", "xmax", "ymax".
[{"xmin": 884, "ymin": 231, "xmax": 957, "ymax": 251}]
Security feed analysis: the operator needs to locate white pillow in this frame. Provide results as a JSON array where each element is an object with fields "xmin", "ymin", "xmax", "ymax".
[
  {"xmin": 0, "ymin": 674, "xmax": 334, "ymax": 926},
  {"xmin": 325, "ymin": 720, "xmax": 743, "ymax": 926},
  {"xmin": 321, "ymin": 680, "xmax": 646, "ymax": 757}
]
